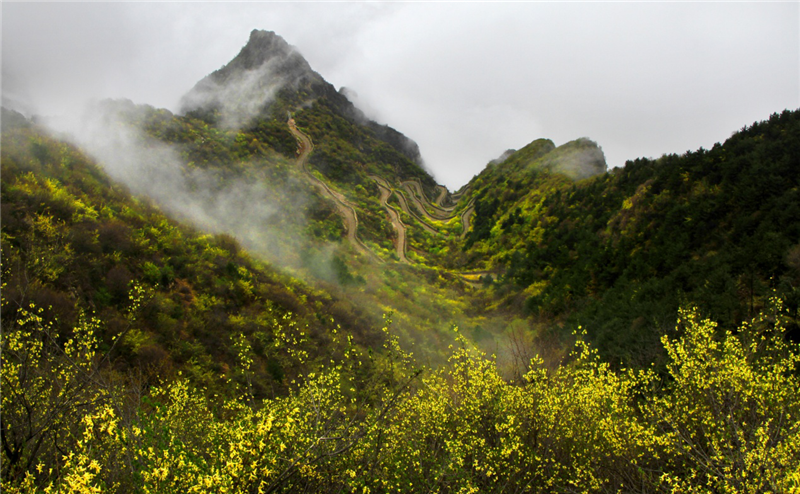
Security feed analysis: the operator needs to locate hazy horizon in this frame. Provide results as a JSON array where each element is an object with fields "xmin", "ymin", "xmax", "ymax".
[{"xmin": 3, "ymin": 2, "xmax": 798, "ymax": 189}]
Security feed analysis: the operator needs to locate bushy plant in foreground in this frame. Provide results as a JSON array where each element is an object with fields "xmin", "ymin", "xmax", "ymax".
[{"xmin": 2, "ymin": 298, "xmax": 799, "ymax": 492}]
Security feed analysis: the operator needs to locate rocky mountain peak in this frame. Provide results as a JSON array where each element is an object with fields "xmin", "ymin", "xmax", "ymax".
[
  {"xmin": 179, "ymin": 29, "xmax": 427, "ymax": 170},
  {"xmin": 223, "ymin": 30, "xmax": 318, "ymax": 82},
  {"xmin": 179, "ymin": 30, "xmax": 323, "ymax": 128}
]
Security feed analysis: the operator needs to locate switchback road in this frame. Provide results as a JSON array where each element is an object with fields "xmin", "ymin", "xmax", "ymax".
[
  {"xmin": 288, "ymin": 118, "xmax": 380, "ymax": 262},
  {"xmin": 370, "ymin": 176, "xmax": 409, "ymax": 264},
  {"xmin": 289, "ymin": 118, "xmax": 478, "ymax": 271}
]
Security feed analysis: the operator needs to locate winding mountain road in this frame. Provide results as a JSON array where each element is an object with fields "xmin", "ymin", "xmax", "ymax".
[
  {"xmin": 393, "ymin": 189, "xmax": 441, "ymax": 236},
  {"xmin": 406, "ymin": 180, "xmax": 457, "ymax": 213},
  {"xmin": 370, "ymin": 176, "xmax": 409, "ymax": 264},
  {"xmin": 288, "ymin": 118, "xmax": 480, "ymax": 275},
  {"xmin": 434, "ymin": 185, "xmax": 449, "ymax": 207},
  {"xmin": 401, "ymin": 180, "xmax": 457, "ymax": 220},
  {"xmin": 288, "ymin": 118, "xmax": 381, "ymax": 262}
]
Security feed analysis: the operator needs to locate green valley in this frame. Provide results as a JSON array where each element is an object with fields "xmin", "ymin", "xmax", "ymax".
[{"xmin": 2, "ymin": 29, "xmax": 799, "ymax": 493}]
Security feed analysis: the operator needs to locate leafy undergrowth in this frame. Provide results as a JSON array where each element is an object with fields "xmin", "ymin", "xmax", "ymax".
[{"xmin": 2, "ymin": 297, "xmax": 798, "ymax": 493}]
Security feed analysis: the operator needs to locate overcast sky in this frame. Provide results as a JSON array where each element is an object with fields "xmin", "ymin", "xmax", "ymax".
[{"xmin": 3, "ymin": 2, "xmax": 798, "ymax": 189}]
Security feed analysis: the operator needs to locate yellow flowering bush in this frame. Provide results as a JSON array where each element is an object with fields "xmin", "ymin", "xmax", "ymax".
[
  {"xmin": 649, "ymin": 300, "xmax": 800, "ymax": 493},
  {"xmin": 2, "ymin": 298, "xmax": 798, "ymax": 492}
]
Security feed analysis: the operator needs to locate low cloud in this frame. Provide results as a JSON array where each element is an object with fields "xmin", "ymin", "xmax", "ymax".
[
  {"xmin": 542, "ymin": 139, "xmax": 607, "ymax": 181},
  {"xmin": 180, "ymin": 60, "xmax": 288, "ymax": 130},
  {"xmin": 46, "ymin": 100, "xmax": 310, "ymax": 266}
]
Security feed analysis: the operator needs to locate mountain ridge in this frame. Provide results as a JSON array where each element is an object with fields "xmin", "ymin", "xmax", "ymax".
[
  {"xmin": 181, "ymin": 29, "xmax": 428, "ymax": 173},
  {"xmin": 57, "ymin": 29, "xmax": 799, "ymax": 364},
  {"xmin": 2, "ymin": 26, "xmax": 800, "ymax": 490},
  {"xmin": 14, "ymin": 29, "xmax": 796, "ymax": 363}
]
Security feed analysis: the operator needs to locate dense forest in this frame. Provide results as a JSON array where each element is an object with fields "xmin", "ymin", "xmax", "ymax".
[
  {"xmin": 459, "ymin": 110, "xmax": 800, "ymax": 367},
  {"xmin": 2, "ymin": 29, "xmax": 799, "ymax": 492}
]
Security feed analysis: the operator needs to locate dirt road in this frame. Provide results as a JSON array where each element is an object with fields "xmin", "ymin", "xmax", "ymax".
[
  {"xmin": 401, "ymin": 181, "xmax": 456, "ymax": 221},
  {"xmin": 370, "ymin": 176, "xmax": 409, "ymax": 263},
  {"xmin": 288, "ymin": 118, "xmax": 483, "ymax": 272},
  {"xmin": 288, "ymin": 118, "xmax": 380, "ymax": 261},
  {"xmin": 393, "ymin": 189, "xmax": 440, "ymax": 236},
  {"xmin": 460, "ymin": 198, "xmax": 476, "ymax": 238}
]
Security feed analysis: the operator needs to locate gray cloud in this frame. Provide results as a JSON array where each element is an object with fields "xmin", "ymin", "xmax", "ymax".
[
  {"xmin": 45, "ymin": 100, "xmax": 308, "ymax": 266},
  {"xmin": 180, "ymin": 59, "xmax": 288, "ymax": 130},
  {"xmin": 3, "ymin": 2, "xmax": 798, "ymax": 189}
]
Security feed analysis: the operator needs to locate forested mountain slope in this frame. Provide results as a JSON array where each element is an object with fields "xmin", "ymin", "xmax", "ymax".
[
  {"xmin": 182, "ymin": 29, "xmax": 432, "ymax": 188},
  {"xmin": 3, "ymin": 110, "xmax": 799, "ymax": 491},
  {"xmin": 459, "ymin": 109, "xmax": 800, "ymax": 365},
  {"xmin": 7, "ymin": 29, "xmax": 800, "ymax": 370},
  {"xmin": 1, "ymin": 108, "xmax": 382, "ymax": 398}
]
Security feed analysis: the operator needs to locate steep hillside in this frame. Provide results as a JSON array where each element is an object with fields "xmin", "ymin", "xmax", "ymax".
[
  {"xmin": 101, "ymin": 31, "xmax": 450, "ymax": 270},
  {"xmin": 459, "ymin": 137, "xmax": 606, "ymax": 256},
  {"xmin": 460, "ymin": 110, "xmax": 800, "ymax": 365},
  {"xmin": 0, "ymin": 109, "xmax": 382, "ymax": 398},
  {"xmin": 182, "ymin": 29, "xmax": 430, "ymax": 186},
  {"xmin": 66, "ymin": 31, "xmax": 520, "ymax": 361},
  {"xmin": 179, "ymin": 30, "xmax": 458, "ymax": 263}
]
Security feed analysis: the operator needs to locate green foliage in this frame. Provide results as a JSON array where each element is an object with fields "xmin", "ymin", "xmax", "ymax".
[
  {"xmin": 462, "ymin": 109, "xmax": 800, "ymax": 365},
  {"xmin": 295, "ymin": 100, "xmax": 433, "ymax": 188},
  {"xmin": 464, "ymin": 189, "xmax": 500, "ymax": 248},
  {"xmin": 3, "ymin": 297, "xmax": 798, "ymax": 492},
  {"xmin": 4, "ymin": 66, "xmax": 800, "ymax": 493},
  {"xmin": 651, "ymin": 301, "xmax": 800, "ymax": 492},
  {"xmin": 1, "ymin": 124, "xmax": 383, "ymax": 399}
]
